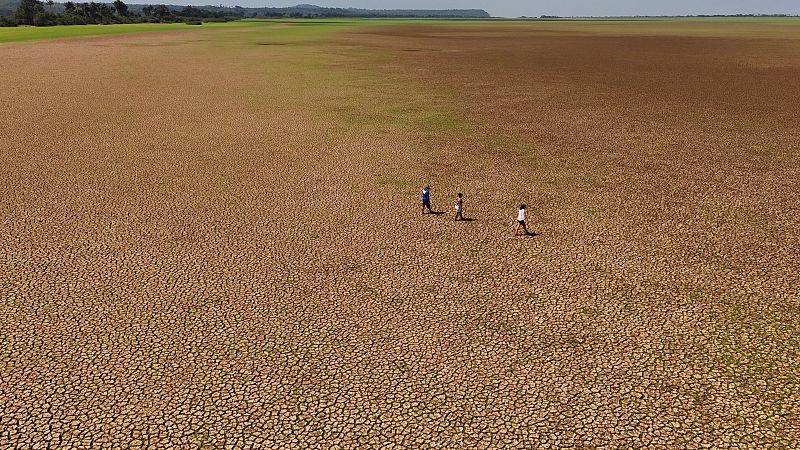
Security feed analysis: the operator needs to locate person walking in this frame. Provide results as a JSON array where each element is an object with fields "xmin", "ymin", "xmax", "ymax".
[
  {"xmin": 454, "ymin": 193, "xmax": 464, "ymax": 221},
  {"xmin": 515, "ymin": 204, "xmax": 530, "ymax": 235},
  {"xmin": 421, "ymin": 185, "xmax": 433, "ymax": 214}
]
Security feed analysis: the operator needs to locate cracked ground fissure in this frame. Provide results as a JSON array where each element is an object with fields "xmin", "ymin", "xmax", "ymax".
[{"xmin": 1, "ymin": 20, "xmax": 799, "ymax": 448}]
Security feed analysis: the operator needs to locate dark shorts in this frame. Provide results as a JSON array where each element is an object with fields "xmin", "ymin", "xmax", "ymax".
[
  {"xmin": 422, "ymin": 200, "xmax": 431, "ymax": 206},
  {"xmin": 518, "ymin": 220, "xmax": 526, "ymax": 225}
]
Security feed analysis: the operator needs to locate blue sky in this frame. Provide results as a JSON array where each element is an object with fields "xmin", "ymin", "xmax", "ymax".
[{"xmin": 168, "ymin": 1, "xmax": 800, "ymax": 17}]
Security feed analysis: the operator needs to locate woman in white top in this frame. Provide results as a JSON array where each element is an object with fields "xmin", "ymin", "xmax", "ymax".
[{"xmin": 515, "ymin": 204, "xmax": 530, "ymax": 236}]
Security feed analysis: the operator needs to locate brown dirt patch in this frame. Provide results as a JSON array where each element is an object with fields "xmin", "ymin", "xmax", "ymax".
[{"xmin": 1, "ymin": 21, "xmax": 798, "ymax": 447}]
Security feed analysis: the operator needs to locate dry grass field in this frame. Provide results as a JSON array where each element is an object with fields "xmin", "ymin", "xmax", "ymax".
[{"xmin": 1, "ymin": 19, "xmax": 799, "ymax": 448}]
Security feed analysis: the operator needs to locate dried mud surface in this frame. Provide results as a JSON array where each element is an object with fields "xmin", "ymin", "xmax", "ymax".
[{"xmin": 2, "ymin": 22, "xmax": 799, "ymax": 448}]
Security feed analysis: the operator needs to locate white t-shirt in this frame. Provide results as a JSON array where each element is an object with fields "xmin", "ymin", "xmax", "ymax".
[{"xmin": 517, "ymin": 209, "xmax": 526, "ymax": 221}]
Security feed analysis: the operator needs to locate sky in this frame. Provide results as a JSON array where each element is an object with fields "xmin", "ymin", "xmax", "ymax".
[{"xmin": 166, "ymin": 1, "xmax": 800, "ymax": 17}]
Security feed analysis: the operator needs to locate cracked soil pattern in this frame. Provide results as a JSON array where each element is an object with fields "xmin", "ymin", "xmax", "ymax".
[{"xmin": 1, "ymin": 20, "xmax": 799, "ymax": 448}]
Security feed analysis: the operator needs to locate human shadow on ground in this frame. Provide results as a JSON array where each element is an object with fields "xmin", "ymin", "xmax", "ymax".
[{"xmin": 455, "ymin": 218, "xmax": 478, "ymax": 222}]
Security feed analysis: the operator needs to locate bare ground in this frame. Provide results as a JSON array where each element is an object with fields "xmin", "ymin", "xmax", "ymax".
[{"xmin": 1, "ymin": 22, "xmax": 799, "ymax": 448}]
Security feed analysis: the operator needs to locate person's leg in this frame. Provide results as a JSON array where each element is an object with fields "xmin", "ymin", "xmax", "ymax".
[{"xmin": 514, "ymin": 222, "xmax": 520, "ymax": 235}]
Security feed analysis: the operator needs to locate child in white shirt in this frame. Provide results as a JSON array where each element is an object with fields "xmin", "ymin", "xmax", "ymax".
[
  {"xmin": 515, "ymin": 204, "xmax": 530, "ymax": 235},
  {"xmin": 453, "ymin": 193, "xmax": 464, "ymax": 221}
]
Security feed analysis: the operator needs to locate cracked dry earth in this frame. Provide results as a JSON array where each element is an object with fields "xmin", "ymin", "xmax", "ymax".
[{"xmin": 1, "ymin": 20, "xmax": 799, "ymax": 448}]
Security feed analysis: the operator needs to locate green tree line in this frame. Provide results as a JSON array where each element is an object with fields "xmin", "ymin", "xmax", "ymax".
[{"xmin": 0, "ymin": 0, "xmax": 239, "ymax": 26}]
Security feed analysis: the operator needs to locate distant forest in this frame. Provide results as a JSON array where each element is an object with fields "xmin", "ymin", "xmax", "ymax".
[{"xmin": 0, "ymin": 0, "xmax": 490, "ymax": 26}]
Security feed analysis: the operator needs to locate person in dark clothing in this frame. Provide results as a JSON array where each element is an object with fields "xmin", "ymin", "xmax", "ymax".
[{"xmin": 421, "ymin": 185, "xmax": 433, "ymax": 214}]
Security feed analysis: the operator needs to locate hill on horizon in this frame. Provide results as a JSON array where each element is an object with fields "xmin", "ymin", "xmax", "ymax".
[{"xmin": 0, "ymin": 1, "xmax": 491, "ymax": 18}]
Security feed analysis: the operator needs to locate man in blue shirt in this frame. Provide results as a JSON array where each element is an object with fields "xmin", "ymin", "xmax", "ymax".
[{"xmin": 421, "ymin": 185, "xmax": 432, "ymax": 214}]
